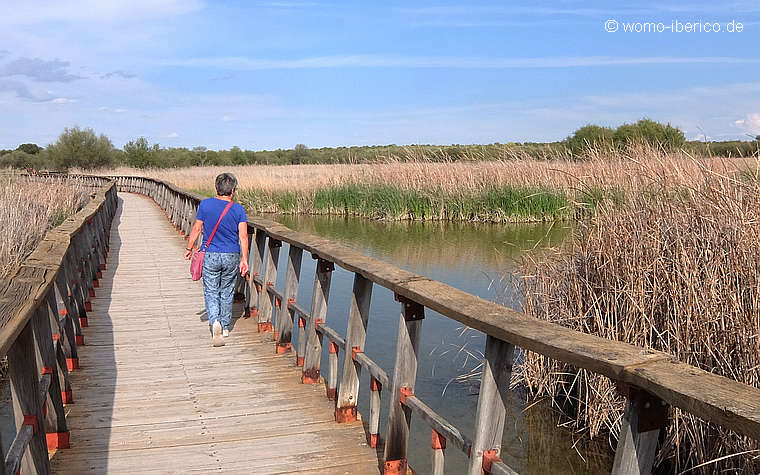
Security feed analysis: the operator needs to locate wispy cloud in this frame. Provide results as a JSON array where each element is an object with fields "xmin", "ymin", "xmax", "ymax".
[
  {"xmin": 101, "ymin": 70, "xmax": 136, "ymax": 80},
  {"xmin": 165, "ymin": 54, "xmax": 760, "ymax": 70},
  {"xmin": 0, "ymin": 57, "xmax": 82, "ymax": 82},
  {"xmin": 50, "ymin": 97, "xmax": 77, "ymax": 104},
  {"xmin": 167, "ymin": 132, "xmax": 180, "ymax": 138}
]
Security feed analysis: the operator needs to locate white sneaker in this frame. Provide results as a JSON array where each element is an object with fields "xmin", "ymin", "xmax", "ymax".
[
  {"xmin": 223, "ymin": 328, "xmax": 229, "ymax": 338},
  {"xmin": 212, "ymin": 321, "xmax": 225, "ymax": 347}
]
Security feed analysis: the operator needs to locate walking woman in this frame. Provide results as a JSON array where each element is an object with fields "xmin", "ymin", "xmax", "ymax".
[{"xmin": 184, "ymin": 173, "xmax": 249, "ymax": 347}]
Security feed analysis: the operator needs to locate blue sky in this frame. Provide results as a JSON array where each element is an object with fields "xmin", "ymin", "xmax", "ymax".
[{"xmin": 1, "ymin": 1, "xmax": 759, "ymax": 149}]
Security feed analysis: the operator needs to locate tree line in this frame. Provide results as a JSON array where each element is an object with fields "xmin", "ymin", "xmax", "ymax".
[{"xmin": 2, "ymin": 122, "xmax": 759, "ymax": 170}]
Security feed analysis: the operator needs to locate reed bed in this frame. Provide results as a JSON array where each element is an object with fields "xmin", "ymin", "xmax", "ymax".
[
  {"xmin": 518, "ymin": 156, "xmax": 760, "ymax": 473},
  {"xmin": 100, "ymin": 145, "xmax": 751, "ymax": 223},
  {"xmin": 0, "ymin": 176, "xmax": 90, "ymax": 277}
]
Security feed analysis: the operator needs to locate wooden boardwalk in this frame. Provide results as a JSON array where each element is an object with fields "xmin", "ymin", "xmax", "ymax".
[{"xmin": 50, "ymin": 193, "xmax": 381, "ymax": 474}]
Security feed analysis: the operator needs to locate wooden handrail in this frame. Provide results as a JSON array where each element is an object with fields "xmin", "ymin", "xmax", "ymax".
[
  {"xmin": 0, "ymin": 175, "xmax": 117, "ymax": 474},
  {"xmin": 110, "ymin": 174, "xmax": 760, "ymax": 474}
]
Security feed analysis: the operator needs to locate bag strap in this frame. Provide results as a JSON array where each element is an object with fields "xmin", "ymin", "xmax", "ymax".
[{"xmin": 202, "ymin": 200, "xmax": 234, "ymax": 250}]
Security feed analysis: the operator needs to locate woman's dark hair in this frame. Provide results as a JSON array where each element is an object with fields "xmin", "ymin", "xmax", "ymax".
[{"xmin": 215, "ymin": 173, "xmax": 238, "ymax": 196}]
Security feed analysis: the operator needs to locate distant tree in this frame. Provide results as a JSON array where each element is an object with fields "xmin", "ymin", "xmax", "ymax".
[
  {"xmin": 16, "ymin": 143, "xmax": 41, "ymax": 155},
  {"xmin": 47, "ymin": 127, "xmax": 114, "ymax": 170},
  {"xmin": 756, "ymin": 135, "xmax": 760, "ymax": 142},
  {"xmin": 613, "ymin": 119, "xmax": 685, "ymax": 150},
  {"xmin": 566, "ymin": 124, "xmax": 615, "ymax": 157},
  {"xmin": 230, "ymin": 146, "xmax": 247, "ymax": 165},
  {"xmin": 193, "ymin": 146, "xmax": 208, "ymax": 166},
  {"xmin": 124, "ymin": 137, "xmax": 153, "ymax": 168},
  {"xmin": 292, "ymin": 144, "xmax": 310, "ymax": 164}
]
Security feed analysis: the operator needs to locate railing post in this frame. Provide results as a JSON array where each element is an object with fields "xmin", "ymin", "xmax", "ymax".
[
  {"xmin": 467, "ymin": 336, "xmax": 515, "ymax": 475},
  {"xmin": 247, "ymin": 229, "xmax": 266, "ymax": 319},
  {"xmin": 431, "ymin": 430, "xmax": 446, "ymax": 475},
  {"xmin": 302, "ymin": 257, "xmax": 333, "ymax": 384},
  {"xmin": 335, "ymin": 273, "xmax": 373, "ymax": 423},
  {"xmin": 611, "ymin": 385, "xmax": 668, "ymax": 475},
  {"xmin": 257, "ymin": 237, "xmax": 281, "ymax": 333},
  {"xmin": 383, "ymin": 294, "xmax": 424, "ymax": 474},
  {"xmin": 8, "ymin": 320, "xmax": 50, "ymax": 474},
  {"xmin": 276, "ymin": 244, "xmax": 302, "ymax": 355},
  {"xmin": 32, "ymin": 301, "xmax": 69, "ymax": 449},
  {"xmin": 44, "ymin": 291, "xmax": 74, "ymax": 405},
  {"xmin": 369, "ymin": 377, "xmax": 382, "ymax": 448},
  {"xmin": 53, "ymin": 272, "xmax": 80, "ymax": 371}
]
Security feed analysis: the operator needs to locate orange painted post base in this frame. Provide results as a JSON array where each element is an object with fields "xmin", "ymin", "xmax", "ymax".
[
  {"xmin": 75, "ymin": 335, "xmax": 85, "ymax": 346},
  {"xmin": 257, "ymin": 322, "xmax": 272, "ymax": 333},
  {"xmin": 482, "ymin": 450, "xmax": 502, "ymax": 473},
  {"xmin": 250, "ymin": 307, "xmax": 259, "ymax": 318},
  {"xmin": 88, "ymin": 289, "xmax": 95, "ymax": 298},
  {"xmin": 61, "ymin": 391, "xmax": 74, "ymax": 404},
  {"xmin": 369, "ymin": 433, "xmax": 379, "ymax": 448},
  {"xmin": 93, "ymin": 279, "xmax": 99, "ymax": 288},
  {"xmin": 296, "ymin": 356, "xmax": 304, "ymax": 367},
  {"xmin": 335, "ymin": 405, "xmax": 357, "ymax": 423},
  {"xmin": 384, "ymin": 459, "xmax": 408, "ymax": 474},
  {"xmin": 66, "ymin": 358, "xmax": 79, "ymax": 371},
  {"xmin": 273, "ymin": 331, "xmax": 279, "ymax": 341},
  {"xmin": 97, "ymin": 270, "xmax": 102, "ymax": 279},
  {"xmin": 326, "ymin": 388, "xmax": 336, "ymax": 400},
  {"xmin": 100, "ymin": 263, "xmax": 106, "ymax": 271},
  {"xmin": 85, "ymin": 302, "xmax": 92, "ymax": 312},
  {"xmin": 59, "ymin": 309, "xmax": 67, "ymax": 317},
  {"xmin": 276, "ymin": 343, "xmax": 291, "ymax": 354},
  {"xmin": 302, "ymin": 369, "xmax": 320, "ymax": 384},
  {"xmin": 79, "ymin": 317, "xmax": 88, "ymax": 328},
  {"xmin": 46, "ymin": 432, "xmax": 71, "ymax": 450},
  {"xmin": 431, "ymin": 429, "xmax": 446, "ymax": 450},
  {"xmin": 52, "ymin": 334, "xmax": 59, "ymax": 341}
]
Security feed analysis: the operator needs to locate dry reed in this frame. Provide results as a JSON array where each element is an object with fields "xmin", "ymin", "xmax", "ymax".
[
  {"xmin": 519, "ymin": 155, "xmax": 760, "ymax": 473},
  {"xmin": 0, "ymin": 176, "xmax": 90, "ymax": 277}
]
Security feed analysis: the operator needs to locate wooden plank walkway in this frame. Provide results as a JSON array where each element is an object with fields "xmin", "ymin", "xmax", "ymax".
[{"xmin": 50, "ymin": 193, "xmax": 381, "ymax": 474}]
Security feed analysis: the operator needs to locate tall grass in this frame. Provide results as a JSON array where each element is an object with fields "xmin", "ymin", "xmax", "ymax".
[
  {"xmin": 100, "ymin": 144, "xmax": 753, "ymax": 222},
  {"xmin": 518, "ymin": 157, "xmax": 760, "ymax": 473},
  {"xmin": 0, "ymin": 176, "xmax": 89, "ymax": 276}
]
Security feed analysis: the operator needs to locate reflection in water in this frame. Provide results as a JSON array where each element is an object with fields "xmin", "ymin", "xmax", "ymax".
[{"xmin": 274, "ymin": 214, "xmax": 612, "ymax": 474}]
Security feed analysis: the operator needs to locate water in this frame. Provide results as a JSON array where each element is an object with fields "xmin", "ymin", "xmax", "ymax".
[{"xmin": 272, "ymin": 215, "xmax": 612, "ymax": 474}]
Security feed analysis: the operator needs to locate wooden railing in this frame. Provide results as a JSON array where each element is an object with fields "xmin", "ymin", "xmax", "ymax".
[
  {"xmin": 0, "ymin": 176, "xmax": 117, "ymax": 474},
  {"xmin": 48, "ymin": 175, "xmax": 760, "ymax": 475}
]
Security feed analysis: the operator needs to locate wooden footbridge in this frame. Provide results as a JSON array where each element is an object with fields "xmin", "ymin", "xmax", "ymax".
[{"xmin": 2, "ymin": 176, "xmax": 760, "ymax": 474}]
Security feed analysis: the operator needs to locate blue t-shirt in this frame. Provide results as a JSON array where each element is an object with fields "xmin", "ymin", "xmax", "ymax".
[{"xmin": 196, "ymin": 198, "xmax": 248, "ymax": 253}]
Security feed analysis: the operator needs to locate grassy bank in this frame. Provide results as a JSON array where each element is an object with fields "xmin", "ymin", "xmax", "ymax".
[
  {"xmin": 0, "ymin": 176, "xmax": 90, "ymax": 276},
  {"xmin": 237, "ymin": 184, "xmax": 570, "ymax": 222},
  {"xmin": 518, "ymin": 158, "xmax": 760, "ymax": 473}
]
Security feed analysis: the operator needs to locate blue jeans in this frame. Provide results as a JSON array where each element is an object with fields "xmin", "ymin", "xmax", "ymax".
[{"xmin": 202, "ymin": 252, "xmax": 239, "ymax": 331}]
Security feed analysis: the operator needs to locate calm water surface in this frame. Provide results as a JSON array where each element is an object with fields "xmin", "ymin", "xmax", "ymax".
[{"xmin": 273, "ymin": 215, "xmax": 612, "ymax": 475}]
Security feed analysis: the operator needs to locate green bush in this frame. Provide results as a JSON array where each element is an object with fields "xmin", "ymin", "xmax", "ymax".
[
  {"xmin": 613, "ymin": 119, "xmax": 685, "ymax": 150},
  {"xmin": 47, "ymin": 126, "xmax": 115, "ymax": 170},
  {"xmin": 566, "ymin": 125, "xmax": 615, "ymax": 157}
]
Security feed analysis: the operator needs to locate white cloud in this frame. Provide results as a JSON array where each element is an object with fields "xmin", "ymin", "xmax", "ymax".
[
  {"xmin": 221, "ymin": 115, "xmax": 234, "ymax": 122},
  {"xmin": 735, "ymin": 119, "xmax": 746, "ymax": 126},
  {"xmin": 99, "ymin": 106, "xmax": 127, "ymax": 113},
  {"xmin": 167, "ymin": 132, "xmax": 180, "ymax": 138},
  {"xmin": 165, "ymin": 54, "xmax": 760, "ymax": 71},
  {"xmin": 50, "ymin": 97, "xmax": 76, "ymax": 104}
]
